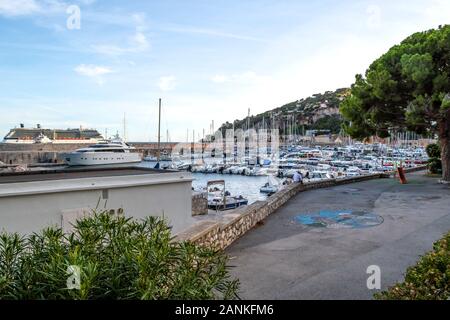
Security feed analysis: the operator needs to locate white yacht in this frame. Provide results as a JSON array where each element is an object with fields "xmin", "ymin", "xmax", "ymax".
[{"xmin": 63, "ymin": 138, "xmax": 141, "ymax": 166}]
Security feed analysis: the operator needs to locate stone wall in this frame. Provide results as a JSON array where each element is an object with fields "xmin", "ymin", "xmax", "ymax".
[
  {"xmin": 401, "ymin": 165, "xmax": 429, "ymax": 174},
  {"xmin": 0, "ymin": 151, "xmax": 61, "ymax": 164},
  {"xmin": 192, "ymin": 192, "xmax": 208, "ymax": 216},
  {"xmin": 0, "ymin": 143, "xmax": 88, "ymax": 152},
  {"xmin": 175, "ymin": 169, "xmax": 427, "ymax": 250},
  {"xmin": 0, "ymin": 143, "xmax": 91, "ymax": 164}
]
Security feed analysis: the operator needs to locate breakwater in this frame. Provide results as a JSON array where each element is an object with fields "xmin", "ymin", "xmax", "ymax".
[{"xmin": 0, "ymin": 142, "xmax": 179, "ymax": 165}]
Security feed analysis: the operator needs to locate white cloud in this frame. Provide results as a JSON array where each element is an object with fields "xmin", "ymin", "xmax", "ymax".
[
  {"xmin": 92, "ymin": 33, "xmax": 149, "ymax": 55},
  {"xmin": 0, "ymin": 0, "xmax": 40, "ymax": 16},
  {"xmin": 211, "ymin": 75, "xmax": 228, "ymax": 83},
  {"xmin": 165, "ymin": 25, "xmax": 268, "ymax": 43},
  {"xmin": 91, "ymin": 44, "xmax": 129, "ymax": 56},
  {"xmin": 423, "ymin": 0, "xmax": 450, "ymax": 26},
  {"xmin": 158, "ymin": 76, "xmax": 176, "ymax": 92},
  {"xmin": 75, "ymin": 64, "xmax": 112, "ymax": 77},
  {"xmin": 0, "ymin": 0, "xmax": 76, "ymax": 17},
  {"xmin": 132, "ymin": 32, "xmax": 149, "ymax": 49},
  {"xmin": 74, "ymin": 64, "xmax": 113, "ymax": 85},
  {"xmin": 92, "ymin": 12, "xmax": 150, "ymax": 56},
  {"xmin": 366, "ymin": 4, "xmax": 382, "ymax": 29}
]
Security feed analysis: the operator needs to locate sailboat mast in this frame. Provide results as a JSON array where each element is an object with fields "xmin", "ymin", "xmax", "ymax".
[
  {"xmin": 157, "ymin": 98, "xmax": 161, "ymax": 163},
  {"xmin": 123, "ymin": 113, "xmax": 127, "ymax": 141}
]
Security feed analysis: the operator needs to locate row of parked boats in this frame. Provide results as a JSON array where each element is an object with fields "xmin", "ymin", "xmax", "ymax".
[
  {"xmin": 184, "ymin": 143, "xmax": 429, "ymax": 211},
  {"xmin": 55, "ymin": 140, "xmax": 428, "ymax": 212},
  {"xmin": 170, "ymin": 144, "xmax": 428, "ymax": 177}
]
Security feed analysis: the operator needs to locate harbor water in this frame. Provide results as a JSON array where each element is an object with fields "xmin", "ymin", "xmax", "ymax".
[
  {"xmin": 191, "ymin": 173, "xmax": 269, "ymax": 204},
  {"xmin": 139, "ymin": 161, "xmax": 268, "ymax": 204}
]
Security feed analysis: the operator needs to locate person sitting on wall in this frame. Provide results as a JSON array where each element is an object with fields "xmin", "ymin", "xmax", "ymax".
[
  {"xmin": 293, "ymin": 171, "xmax": 303, "ymax": 184},
  {"xmin": 277, "ymin": 169, "xmax": 283, "ymax": 178}
]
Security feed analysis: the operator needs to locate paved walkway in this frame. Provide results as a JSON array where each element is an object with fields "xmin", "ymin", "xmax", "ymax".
[{"xmin": 226, "ymin": 172, "xmax": 450, "ymax": 299}]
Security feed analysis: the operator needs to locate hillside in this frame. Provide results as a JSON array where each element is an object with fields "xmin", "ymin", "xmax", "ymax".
[{"xmin": 220, "ymin": 88, "xmax": 350, "ymax": 135}]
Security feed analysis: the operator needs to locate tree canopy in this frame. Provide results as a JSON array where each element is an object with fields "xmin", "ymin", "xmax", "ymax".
[
  {"xmin": 341, "ymin": 25, "xmax": 450, "ymax": 181},
  {"xmin": 341, "ymin": 25, "xmax": 450, "ymax": 139},
  {"xmin": 308, "ymin": 114, "xmax": 343, "ymax": 134}
]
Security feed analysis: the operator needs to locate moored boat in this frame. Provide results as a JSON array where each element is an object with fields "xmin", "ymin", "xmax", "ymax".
[
  {"xmin": 63, "ymin": 136, "xmax": 141, "ymax": 166},
  {"xmin": 206, "ymin": 179, "xmax": 249, "ymax": 211}
]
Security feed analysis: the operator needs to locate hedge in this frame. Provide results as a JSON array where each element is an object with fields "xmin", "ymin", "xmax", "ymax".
[
  {"xmin": 0, "ymin": 212, "xmax": 240, "ymax": 300},
  {"xmin": 375, "ymin": 231, "xmax": 450, "ymax": 300}
]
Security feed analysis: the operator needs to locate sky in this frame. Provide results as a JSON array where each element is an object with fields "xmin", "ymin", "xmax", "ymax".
[{"xmin": 0, "ymin": 0, "xmax": 449, "ymax": 142}]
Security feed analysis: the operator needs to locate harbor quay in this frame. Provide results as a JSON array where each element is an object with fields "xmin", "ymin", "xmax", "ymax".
[
  {"xmin": 0, "ymin": 142, "xmax": 178, "ymax": 165},
  {"xmin": 224, "ymin": 170, "xmax": 450, "ymax": 299}
]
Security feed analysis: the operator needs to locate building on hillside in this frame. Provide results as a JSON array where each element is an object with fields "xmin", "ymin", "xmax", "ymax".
[{"xmin": 2, "ymin": 124, "xmax": 103, "ymax": 144}]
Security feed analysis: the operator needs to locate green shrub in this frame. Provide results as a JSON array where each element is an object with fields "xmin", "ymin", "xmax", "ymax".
[
  {"xmin": 426, "ymin": 144, "xmax": 442, "ymax": 174},
  {"xmin": 375, "ymin": 231, "xmax": 450, "ymax": 300},
  {"xmin": 426, "ymin": 143, "xmax": 441, "ymax": 158},
  {"xmin": 0, "ymin": 212, "xmax": 240, "ymax": 300},
  {"xmin": 428, "ymin": 157, "xmax": 443, "ymax": 174}
]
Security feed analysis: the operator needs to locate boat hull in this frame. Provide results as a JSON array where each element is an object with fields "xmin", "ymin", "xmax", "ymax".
[
  {"xmin": 260, "ymin": 187, "xmax": 278, "ymax": 194},
  {"xmin": 63, "ymin": 152, "xmax": 141, "ymax": 166},
  {"xmin": 208, "ymin": 198, "xmax": 248, "ymax": 211}
]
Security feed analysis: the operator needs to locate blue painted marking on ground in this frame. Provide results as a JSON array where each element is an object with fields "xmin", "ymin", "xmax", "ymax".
[{"xmin": 294, "ymin": 210, "xmax": 383, "ymax": 229}]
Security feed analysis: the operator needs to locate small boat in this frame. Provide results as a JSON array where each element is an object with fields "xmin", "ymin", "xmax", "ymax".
[
  {"xmin": 305, "ymin": 170, "xmax": 336, "ymax": 182},
  {"xmin": 344, "ymin": 166, "xmax": 361, "ymax": 177},
  {"xmin": 175, "ymin": 162, "xmax": 192, "ymax": 171},
  {"xmin": 206, "ymin": 180, "xmax": 248, "ymax": 211},
  {"xmin": 260, "ymin": 183, "xmax": 278, "ymax": 194},
  {"xmin": 208, "ymin": 195, "xmax": 249, "ymax": 211},
  {"xmin": 260, "ymin": 175, "xmax": 280, "ymax": 194}
]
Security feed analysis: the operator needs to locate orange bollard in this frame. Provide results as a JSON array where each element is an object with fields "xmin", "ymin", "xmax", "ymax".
[{"xmin": 397, "ymin": 167, "xmax": 407, "ymax": 184}]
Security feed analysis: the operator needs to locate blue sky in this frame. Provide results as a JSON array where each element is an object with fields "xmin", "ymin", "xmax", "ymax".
[{"xmin": 0, "ymin": 0, "xmax": 448, "ymax": 141}]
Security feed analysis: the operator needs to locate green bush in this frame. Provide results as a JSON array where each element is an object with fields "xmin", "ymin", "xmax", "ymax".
[
  {"xmin": 428, "ymin": 157, "xmax": 443, "ymax": 174},
  {"xmin": 426, "ymin": 144, "xmax": 442, "ymax": 174},
  {"xmin": 0, "ymin": 212, "xmax": 240, "ymax": 300},
  {"xmin": 426, "ymin": 143, "xmax": 441, "ymax": 158},
  {"xmin": 375, "ymin": 231, "xmax": 450, "ymax": 300}
]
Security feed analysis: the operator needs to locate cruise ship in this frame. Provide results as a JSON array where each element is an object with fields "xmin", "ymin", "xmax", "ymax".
[
  {"xmin": 63, "ymin": 137, "xmax": 142, "ymax": 166},
  {"xmin": 2, "ymin": 124, "xmax": 103, "ymax": 144}
]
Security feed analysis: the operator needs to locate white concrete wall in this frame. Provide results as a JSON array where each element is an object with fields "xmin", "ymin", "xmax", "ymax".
[{"xmin": 0, "ymin": 172, "xmax": 194, "ymax": 235}]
